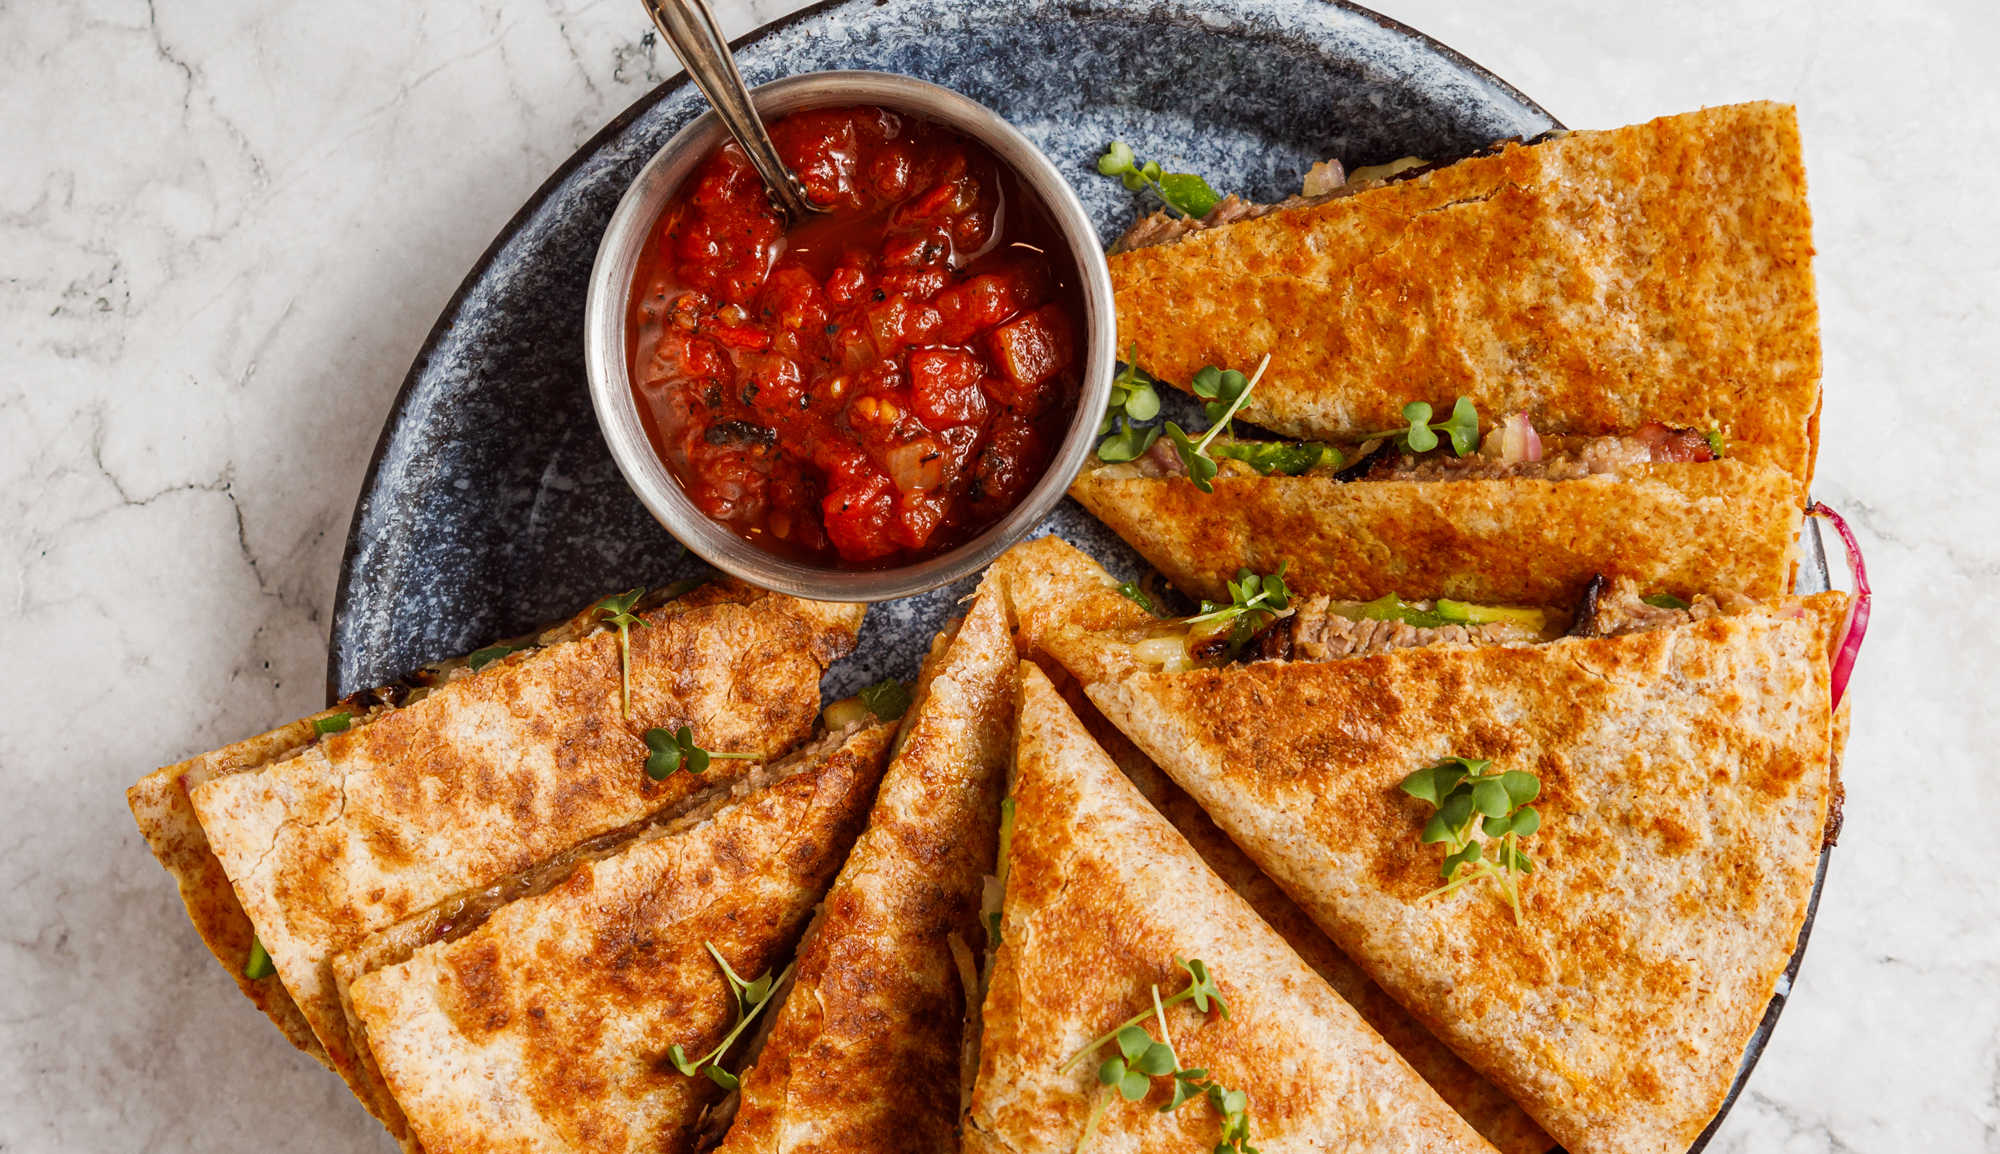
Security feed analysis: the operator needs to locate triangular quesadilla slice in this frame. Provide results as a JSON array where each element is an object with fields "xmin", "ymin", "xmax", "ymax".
[
  {"xmin": 1108, "ymin": 102, "xmax": 1820, "ymax": 491},
  {"xmin": 172, "ymin": 579, "xmax": 861, "ymax": 1130},
  {"xmin": 339, "ymin": 717, "xmax": 896, "ymax": 1154},
  {"xmin": 1070, "ymin": 451, "xmax": 1803, "ymax": 605},
  {"xmin": 987, "ymin": 536, "xmax": 1551, "ymax": 1154},
  {"xmin": 712, "ymin": 580, "xmax": 1016, "ymax": 1153},
  {"xmin": 1040, "ymin": 554, "xmax": 1846, "ymax": 1154},
  {"xmin": 964, "ymin": 662, "xmax": 1498, "ymax": 1154}
]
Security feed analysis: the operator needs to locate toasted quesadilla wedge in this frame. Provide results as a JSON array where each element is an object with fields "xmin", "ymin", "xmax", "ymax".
[
  {"xmin": 1041, "ymin": 569, "xmax": 1847, "ymax": 1154},
  {"xmin": 340, "ymin": 717, "xmax": 895, "ymax": 1154},
  {"xmin": 171, "ymin": 580, "xmax": 861, "ymax": 1129},
  {"xmin": 127, "ymin": 709, "xmax": 347, "ymax": 1065},
  {"xmin": 964, "ymin": 662, "xmax": 1498, "ymax": 1154},
  {"xmin": 714, "ymin": 580, "xmax": 1015, "ymax": 1154},
  {"xmin": 1108, "ymin": 102, "xmax": 1821, "ymax": 490},
  {"xmin": 1071, "ymin": 453, "xmax": 1803, "ymax": 605},
  {"xmin": 987, "ymin": 536, "xmax": 1552, "ymax": 1154}
]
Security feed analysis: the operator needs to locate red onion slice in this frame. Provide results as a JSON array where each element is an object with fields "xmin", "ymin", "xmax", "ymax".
[
  {"xmin": 1808, "ymin": 503, "xmax": 1871, "ymax": 709},
  {"xmin": 1498, "ymin": 412, "xmax": 1543, "ymax": 464}
]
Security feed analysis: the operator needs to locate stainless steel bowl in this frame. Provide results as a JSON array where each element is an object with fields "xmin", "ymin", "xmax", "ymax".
[{"xmin": 584, "ymin": 70, "xmax": 1115, "ymax": 603}]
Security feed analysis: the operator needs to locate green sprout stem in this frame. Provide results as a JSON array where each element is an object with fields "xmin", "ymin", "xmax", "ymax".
[
  {"xmin": 1059, "ymin": 986, "xmax": 1202, "ymax": 1075},
  {"xmin": 1192, "ymin": 354, "xmax": 1272, "ymax": 457},
  {"xmin": 667, "ymin": 943, "xmax": 792, "ymax": 1088}
]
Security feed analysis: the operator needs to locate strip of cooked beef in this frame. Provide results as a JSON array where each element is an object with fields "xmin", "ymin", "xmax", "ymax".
[{"xmin": 1568, "ymin": 575, "xmax": 1740, "ymax": 638}]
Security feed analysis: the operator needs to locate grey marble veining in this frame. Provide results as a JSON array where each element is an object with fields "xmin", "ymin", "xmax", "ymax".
[{"xmin": 2, "ymin": 1, "xmax": 1996, "ymax": 1152}]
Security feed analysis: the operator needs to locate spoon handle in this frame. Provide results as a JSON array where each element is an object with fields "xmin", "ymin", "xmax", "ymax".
[{"xmin": 640, "ymin": 0, "xmax": 827, "ymax": 224}]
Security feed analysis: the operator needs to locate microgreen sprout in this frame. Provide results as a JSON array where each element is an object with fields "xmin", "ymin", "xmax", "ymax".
[
  {"xmin": 594, "ymin": 587, "xmax": 648, "ymax": 719},
  {"xmin": 1062, "ymin": 958, "xmax": 1255, "ymax": 1154},
  {"xmin": 312, "ymin": 712, "xmax": 352, "ymax": 737},
  {"xmin": 858, "ymin": 677, "xmax": 912, "ymax": 721},
  {"xmin": 1399, "ymin": 757, "xmax": 1543, "ymax": 923},
  {"xmin": 644, "ymin": 725, "xmax": 758, "ymax": 781},
  {"xmin": 1098, "ymin": 142, "xmax": 1222, "ymax": 219},
  {"xmin": 1162, "ymin": 354, "xmax": 1274, "ymax": 493},
  {"xmin": 1116, "ymin": 580, "xmax": 1160, "ymax": 617},
  {"xmin": 667, "ymin": 942, "xmax": 791, "ymax": 1089},
  {"xmin": 243, "ymin": 937, "xmax": 275, "ymax": 980},
  {"xmin": 1184, "ymin": 565, "xmax": 1291, "ymax": 630},
  {"xmin": 1361, "ymin": 397, "xmax": 1480, "ymax": 457},
  {"xmin": 1099, "ymin": 347, "xmax": 1165, "ymax": 463}
]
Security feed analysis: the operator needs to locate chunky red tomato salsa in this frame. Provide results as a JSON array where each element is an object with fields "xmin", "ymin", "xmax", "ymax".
[{"xmin": 627, "ymin": 105, "xmax": 1086, "ymax": 567}]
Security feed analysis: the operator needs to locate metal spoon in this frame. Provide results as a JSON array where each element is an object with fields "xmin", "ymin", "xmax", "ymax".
[{"xmin": 639, "ymin": 0, "xmax": 829, "ymax": 224}]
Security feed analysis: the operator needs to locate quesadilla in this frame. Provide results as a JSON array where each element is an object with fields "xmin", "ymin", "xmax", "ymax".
[
  {"xmin": 964, "ymin": 661, "xmax": 1498, "ymax": 1154},
  {"xmin": 988, "ymin": 536, "xmax": 1552, "ymax": 1154},
  {"xmin": 137, "ymin": 579, "xmax": 861, "ymax": 1130},
  {"xmin": 1034, "ymin": 548, "xmax": 1847, "ymax": 1154},
  {"xmin": 712, "ymin": 580, "xmax": 1016, "ymax": 1154},
  {"xmin": 1070, "ymin": 450, "xmax": 1802, "ymax": 606},
  {"xmin": 1107, "ymin": 102, "xmax": 1821, "ymax": 491},
  {"xmin": 340, "ymin": 717, "xmax": 896, "ymax": 1154}
]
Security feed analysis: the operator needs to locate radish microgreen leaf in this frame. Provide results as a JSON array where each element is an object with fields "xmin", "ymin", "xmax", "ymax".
[
  {"xmin": 1097, "ymin": 142, "xmax": 1222, "ymax": 218},
  {"xmin": 666, "ymin": 941, "xmax": 790, "ymax": 1089},
  {"xmin": 1399, "ymin": 757, "xmax": 1543, "ymax": 922},
  {"xmin": 1063, "ymin": 958, "xmax": 1254, "ymax": 1153},
  {"xmin": 1159, "ymin": 354, "xmax": 1275, "ymax": 493},
  {"xmin": 644, "ymin": 725, "xmax": 757, "ymax": 781}
]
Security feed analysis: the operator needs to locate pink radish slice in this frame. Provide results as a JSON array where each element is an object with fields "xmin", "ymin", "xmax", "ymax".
[{"xmin": 1809, "ymin": 502, "xmax": 1871, "ymax": 709}]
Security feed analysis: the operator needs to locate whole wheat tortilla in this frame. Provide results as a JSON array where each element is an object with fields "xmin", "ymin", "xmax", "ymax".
[
  {"xmin": 345, "ymin": 721, "xmax": 894, "ymax": 1154},
  {"xmin": 1110, "ymin": 102, "xmax": 1821, "ymax": 490},
  {"xmin": 716, "ymin": 580, "xmax": 1015, "ymax": 1154},
  {"xmin": 1045, "ymin": 595, "xmax": 1845, "ymax": 1154},
  {"xmin": 1070, "ymin": 457, "xmax": 1803, "ymax": 605},
  {"xmin": 963, "ymin": 663, "xmax": 1497, "ymax": 1154},
  {"xmin": 184, "ymin": 582, "xmax": 862, "ymax": 1129},
  {"xmin": 986, "ymin": 535, "xmax": 1552, "ymax": 1154}
]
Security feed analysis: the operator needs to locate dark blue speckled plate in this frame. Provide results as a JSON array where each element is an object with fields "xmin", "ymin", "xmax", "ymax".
[{"xmin": 326, "ymin": 3, "xmax": 1819, "ymax": 1147}]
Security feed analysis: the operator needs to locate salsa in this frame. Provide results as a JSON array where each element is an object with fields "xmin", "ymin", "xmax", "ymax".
[{"xmin": 628, "ymin": 105, "xmax": 1085, "ymax": 567}]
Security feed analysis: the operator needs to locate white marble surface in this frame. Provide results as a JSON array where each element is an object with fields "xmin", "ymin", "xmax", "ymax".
[{"xmin": 1, "ymin": 0, "xmax": 1991, "ymax": 1150}]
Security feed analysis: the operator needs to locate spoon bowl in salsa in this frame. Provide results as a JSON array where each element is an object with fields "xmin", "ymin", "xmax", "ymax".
[{"xmin": 586, "ymin": 71, "xmax": 1114, "ymax": 602}]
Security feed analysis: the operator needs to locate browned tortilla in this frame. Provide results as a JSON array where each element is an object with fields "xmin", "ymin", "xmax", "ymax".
[
  {"xmin": 183, "ymin": 581, "xmax": 862, "ymax": 1129},
  {"xmin": 128, "ymin": 714, "xmax": 342, "ymax": 1065},
  {"xmin": 717, "ymin": 582, "xmax": 1016, "ymax": 1154},
  {"xmin": 1109, "ymin": 102, "xmax": 1821, "ymax": 491},
  {"xmin": 1071, "ymin": 456, "xmax": 1803, "ymax": 605},
  {"xmin": 1045, "ymin": 594, "xmax": 1846, "ymax": 1154},
  {"xmin": 986, "ymin": 536, "xmax": 1552, "ymax": 1154},
  {"xmin": 963, "ymin": 663, "xmax": 1497, "ymax": 1154},
  {"xmin": 344, "ymin": 721, "xmax": 894, "ymax": 1154}
]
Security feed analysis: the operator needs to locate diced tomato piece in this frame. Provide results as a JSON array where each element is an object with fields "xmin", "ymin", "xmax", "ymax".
[
  {"xmin": 908, "ymin": 347, "xmax": 990, "ymax": 427},
  {"xmin": 967, "ymin": 414, "xmax": 1048, "ymax": 519},
  {"xmin": 895, "ymin": 486, "xmax": 951, "ymax": 550},
  {"xmin": 822, "ymin": 473, "xmax": 898, "ymax": 561},
  {"xmin": 988, "ymin": 304, "xmax": 1073, "ymax": 390},
  {"xmin": 932, "ymin": 262, "xmax": 1050, "ymax": 344}
]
